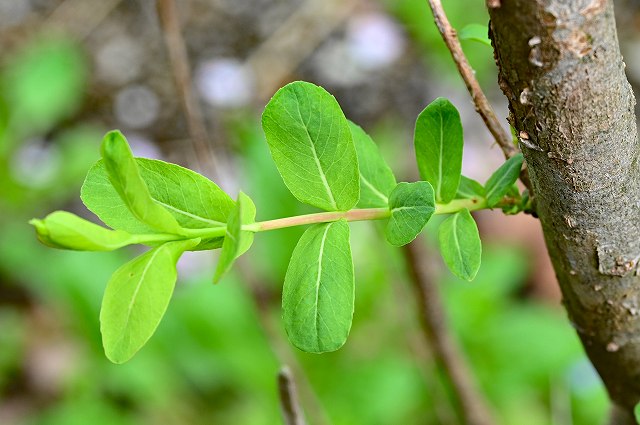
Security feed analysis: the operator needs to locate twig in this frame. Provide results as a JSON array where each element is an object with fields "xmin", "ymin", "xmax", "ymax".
[
  {"xmin": 156, "ymin": 0, "xmax": 219, "ymax": 177},
  {"xmin": 425, "ymin": 0, "xmax": 533, "ymax": 193},
  {"xmin": 278, "ymin": 366, "xmax": 308, "ymax": 425},
  {"xmin": 402, "ymin": 241, "xmax": 495, "ymax": 425},
  {"xmin": 239, "ymin": 264, "xmax": 332, "ymax": 425},
  {"xmin": 426, "ymin": 0, "xmax": 514, "ymax": 159}
]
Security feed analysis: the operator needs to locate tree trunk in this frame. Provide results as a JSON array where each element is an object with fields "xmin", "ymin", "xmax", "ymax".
[{"xmin": 488, "ymin": 1, "xmax": 640, "ymax": 423}]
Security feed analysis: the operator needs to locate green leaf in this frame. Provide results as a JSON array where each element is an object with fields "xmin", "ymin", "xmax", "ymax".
[
  {"xmin": 100, "ymin": 238, "xmax": 199, "ymax": 363},
  {"xmin": 81, "ymin": 158, "xmax": 234, "ymax": 249},
  {"xmin": 459, "ymin": 24, "xmax": 491, "ymax": 47},
  {"xmin": 213, "ymin": 192, "xmax": 257, "ymax": 283},
  {"xmin": 349, "ymin": 121, "xmax": 397, "ymax": 208},
  {"xmin": 438, "ymin": 209, "xmax": 482, "ymax": 281},
  {"xmin": 100, "ymin": 131, "xmax": 184, "ymax": 234},
  {"xmin": 455, "ymin": 176, "xmax": 485, "ymax": 200},
  {"xmin": 414, "ymin": 98, "xmax": 463, "ymax": 203},
  {"xmin": 484, "ymin": 153, "xmax": 524, "ymax": 207},
  {"xmin": 262, "ymin": 81, "xmax": 360, "ymax": 211},
  {"xmin": 385, "ymin": 182, "xmax": 436, "ymax": 246},
  {"xmin": 634, "ymin": 402, "xmax": 640, "ymax": 424},
  {"xmin": 282, "ymin": 220, "xmax": 354, "ymax": 353},
  {"xmin": 29, "ymin": 211, "xmax": 135, "ymax": 251}
]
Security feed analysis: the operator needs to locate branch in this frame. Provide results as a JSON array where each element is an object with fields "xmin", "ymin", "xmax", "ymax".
[
  {"xmin": 156, "ymin": 0, "xmax": 220, "ymax": 177},
  {"xmin": 278, "ymin": 366, "xmax": 307, "ymax": 425},
  {"xmin": 402, "ymin": 241, "xmax": 495, "ymax": 425},
  {"xmin": 488, "ymin": 0, "xmax": 640, "ymax": 421},
  {"xmin": 425, "ymin": 0, "xmax": 532, "ymax": 192}
]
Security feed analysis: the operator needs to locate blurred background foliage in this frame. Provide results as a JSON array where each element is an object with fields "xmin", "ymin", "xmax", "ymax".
[{"xmin": 4, "ymin": 0, "xmax": 633, "ymax": 423}]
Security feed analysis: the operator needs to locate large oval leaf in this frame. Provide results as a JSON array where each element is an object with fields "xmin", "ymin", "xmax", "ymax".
[
  {"xmin": 385, "ymin": 181, "xmax": 436, "ymax": 246},
  {"xmin": 349, "ymin": 121, "xmax": 396, "ymax": 208},
  {"xmin": 100, "ymin": 238, "xmax": 199, "ymax": 363},
  {"xmin": 438, "ymin": 209, "xmax": 482, "ymax": 281},
  {"xmin": 282, "ymin": 219, "xmax": 354, "ymax": 353},
  {"xmin": 82, "ymin": 158, "xmax": 234, "ymax": 249},
  {"xmin": 262, "ymin": 81, "xmax": 359, "ymax": 211},
  {"xmin": 414, "ymin": 98, "xmax": 463, "ymax": 203}
]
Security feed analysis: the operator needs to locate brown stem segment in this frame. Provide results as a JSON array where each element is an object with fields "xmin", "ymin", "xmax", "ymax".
[
  {"xmin": 278, "ymin": 366, "xmax": 307, "ymax": 425},
  {"xmin": 403, "ymin": 242, "xmax": 495, "ymax": 425},
  {"xmin": 488, "ymin": 1, "xmax": 640, "ymax": 422},
  {"xmin": 156, "ymin": 0, "xmax": 219, "ymax": 177},
  {"xmin": 426, "ymin": 1, "xmax": 514, "ymax": 158}
]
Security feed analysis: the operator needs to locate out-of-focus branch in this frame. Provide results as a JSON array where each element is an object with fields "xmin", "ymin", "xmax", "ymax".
[
  {"xmin": 278, "ymin": 366, "xmax": 307, "ymax": 425},
  {"xmin": 402, "ymin": 241, "xmax": 495, "ymax": 425},
  {"xmin": 156, "ymin": 0, "xmax": 219, "ymax": 177},
  {"xmin": 425, "ymin": 0, "xmax": 532, "ymax": 192}
]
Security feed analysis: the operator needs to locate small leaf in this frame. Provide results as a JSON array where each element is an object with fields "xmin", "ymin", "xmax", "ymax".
[
  {"xmin": 262, "ymin": 81, "xmax": 359, "ymax": 211},
  {"xmin": 455, "ymin": 176, "xmax": 485, "ymax": 200},
  {"xmin": 459, "ymin": 24, "xmax": 491, "ymax": 47},
  {"xmin": 484, "ymin": 153, "xmax": 524, "ymax": 207},
  {"xmin": 100, "ymin": 130, "xmax": 183, "ymax": 234},
  {"xmin": 282, "ymin": 220, "xmax": 354, "ymax": 353},
  {"xmin": 213, "ymin": 192, "xmax": 257, "ymax": 283},
  {"xmin": 100, "ymin": 238, "xmax": 199, "ymax": 363},
  {"xmin": 385, "ymin": 182, "xmax": 436, "ymax": 246},
  {"xmin": 414, "ymin": 98, "xmax": 463, "ymax": 203},
  {"xmin": 30, "ymin": 211, "xmax": 135, "ymax": 251},
  {"xmin": 82, "ymin": 157, "xmax": 234, "ymax": 250},
  {"xmin": 438, "ymin": 209, "xmax": 482, "ymax": 281},
  {"xmin": 349, "ymin": 121, "xmax": 397, "ymax": 208},
  {"xmin": 634, "ymin": 402, "xmax": 640, "ymax": 424}
]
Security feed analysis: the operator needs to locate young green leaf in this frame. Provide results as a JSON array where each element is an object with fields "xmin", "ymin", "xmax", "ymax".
[
  {"xmin": 213, "ymin": 192, "xmax": 257, "ymax": 283},
  {"xmin": 262, "ymin": 81, "xmax": 359, "ymax": 211},
  {"xmin": 100, "ymin": 238, "xmax": 199, "ymax": 364},
  {"xmin": 634, "ymin": 402, "xmax": 640, "ymax": 424},
  {"xmin": 30, "ymin": 211, "xmax": 136, "ymax": 251},
  {"xmin": 459, "ymin": 24, "xmax": 491, "ymax": 47},
  {"xmin": 100, "ymin": 130, "xmax": 183, "ymax": 234},
  {"xmin": 414, "ymin": 97, "xmax": 463, "ymax": 203},
  {"xmin": 82, "ymin": 157, "xmax": 234, "ymax": 249},
  {"xmin": 455, "ymin": 176, "xmax": 485, "ymax": 200},
  {"xmin": 282, "ymin": 220, "xmax": 354, "ymax": 353},
  {"xmin": 385, "ymin": 181, "xmax": 436, "ymax": 246},
  {"xmin": 484, "ymin": 153, "xmax": 524, "ymax": 207},
  {"xmin": 438, "ymin": 209, "xmax": 481, "ymax": 281},
  {"xmin": 349, "ymin": 121, "xmax": 396, "ymax": 208}
]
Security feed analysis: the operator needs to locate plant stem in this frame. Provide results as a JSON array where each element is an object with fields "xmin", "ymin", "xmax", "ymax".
[
  {"xmin": 247, "ymin": 208, "xmax": 390, "ymax": 232},
  {"xmin": 247, "ymin": 197, "xmax": 488, "ymax": 233}
]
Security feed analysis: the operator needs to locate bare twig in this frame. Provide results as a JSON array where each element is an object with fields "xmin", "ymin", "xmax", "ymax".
[
  {"xmin": 156, "ymin": 0, "xmax": 219, "ymax": 177},
  {"xmin": 239, "ymin": 264, "xmax": 332, "ymax": 425},
  {"xmin": 425, "ymin": 0, "xmax": 533, "ymax": 193},
  {"xmin": 426, "ymin": 0, "xmax": 514, "ymax": 158},
  {"xmin": 402, "ymin": 241, "xmax": 495, "ymax": 425},
  {"xmin": 278, "ymin": 366, "xmax": 308, "ymax": 425}
]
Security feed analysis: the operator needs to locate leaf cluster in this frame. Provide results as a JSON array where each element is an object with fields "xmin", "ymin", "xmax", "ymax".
[{"xmin": 31, "ymin": 81, "xmax": 526, "ymax": 361}]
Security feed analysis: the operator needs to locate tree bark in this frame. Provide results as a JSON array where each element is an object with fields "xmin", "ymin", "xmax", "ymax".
[{"xmin": 488, "ymin": 1, "xmax": 640, "ymax": 423}]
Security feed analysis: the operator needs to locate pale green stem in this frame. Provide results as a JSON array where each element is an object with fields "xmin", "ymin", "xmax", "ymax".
[
  {"xmin": 141, "ymin": 196, "xmax": 493, "ymax": 243},
  {"xmin": 245, "ymin": 197, "xmax": 487, "ymax": 233}
]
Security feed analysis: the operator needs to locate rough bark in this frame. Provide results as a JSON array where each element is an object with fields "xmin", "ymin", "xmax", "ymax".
[{"xmin": 488, "ymin": 1, "xmax": 640, "ymax": 422}]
